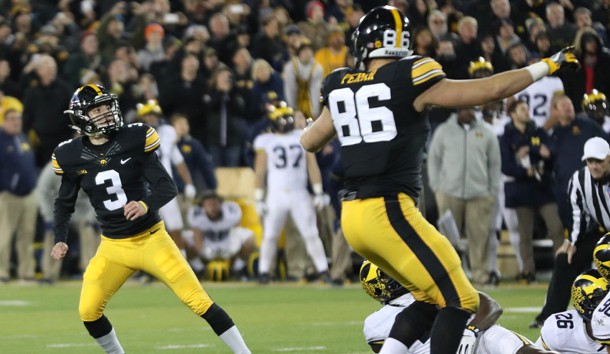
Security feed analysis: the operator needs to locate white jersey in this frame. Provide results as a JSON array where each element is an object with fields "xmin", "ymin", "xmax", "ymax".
[
  {"xmin": 187, "ymin": 201, "xmax": 242, "ymax": 241},
  {"xmin": 363, "ymin": 293, "xmax": 534, "ymax": 354},
  {"xmin": 537, "ymin": 309, "xmax": 605, "ymax": 353},
  {"xmin": 515, "ymin": 76, "xmax": 564, "ymax": 128},
  {"xmin": 155, "ymin": 123, "xmax": 184, "ymax": 178},
  {"xmin": 253, "ymin": 130, "xmax": 308, "ymax": 194},
  {"xmin": 591, "ymin": 291, "xmax": 610, "ymax": 346}
]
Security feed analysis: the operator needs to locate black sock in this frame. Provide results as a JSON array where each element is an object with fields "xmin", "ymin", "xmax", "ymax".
[
  {"xmin": 388, "ymin": 301, "xmax": 438, "ymax": 347},
  {"xmin": 201, "ymin": 303, "xmax": 235, "ymax": 336},
  {"xmin": 83, "ymin": 315, "xmax": 113, "ymax": 338},
  {"xmin": 430, "ymin": 307, "xmax": 471, "ymax": 354}
]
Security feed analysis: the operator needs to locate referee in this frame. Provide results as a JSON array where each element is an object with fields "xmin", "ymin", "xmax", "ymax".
[{"xmin": 531, "ymin": 136, "xmax": 610, "ymax": 327}]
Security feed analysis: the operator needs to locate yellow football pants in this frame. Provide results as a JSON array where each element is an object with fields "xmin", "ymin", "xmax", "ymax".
[
  {"xmin": 342, "ymin": 193, "xmax": 479, "ymax": 312},
  {"xmin": 79, "ymin": 221, "xmax": 214, "ymax": 322}
]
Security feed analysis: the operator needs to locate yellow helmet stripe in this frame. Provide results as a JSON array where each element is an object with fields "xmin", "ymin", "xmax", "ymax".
[
  {"xmin": 86, "ymin": 84, "xmax": 102, "ymax": 95},
  {"xmin": 390, "ymin": 9, "xmax": 402, "ymax": 48}
]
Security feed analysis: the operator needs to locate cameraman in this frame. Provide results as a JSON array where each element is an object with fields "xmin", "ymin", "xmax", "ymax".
[{"xmin": 500, "ymin": 99, "xmax": 563, "ymax": 284}]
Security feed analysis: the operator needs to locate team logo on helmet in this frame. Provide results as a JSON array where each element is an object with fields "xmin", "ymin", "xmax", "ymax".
[
  {"xmin": 360, "ymin": 260, "xmax": 408, "ymax": 303},
  {"xmin": 595, "ymin": 234, "xmax": 610, "ymax": 280},
  {"xmin": 571, "ymin": 268, "xmax": 609, "ymax": 320}
]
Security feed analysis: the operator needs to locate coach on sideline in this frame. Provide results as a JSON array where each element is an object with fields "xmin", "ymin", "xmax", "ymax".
[{"xmin": 533, "ymin": 137, "xmax": 610, "ymax": 327}]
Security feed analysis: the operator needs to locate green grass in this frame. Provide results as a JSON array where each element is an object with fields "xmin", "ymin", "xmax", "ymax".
[{"xmin": 0, "ymin": 280, "xmax": 549, "ymax": 353}]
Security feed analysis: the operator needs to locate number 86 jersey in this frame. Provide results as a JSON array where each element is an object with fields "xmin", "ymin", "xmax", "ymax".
[
  {"xmin": 320, "ymin": 56, "xmax": 445, "ymax": 199},
  {"xmin": 536, "ymin": 309, "xmax": 606, "ymax": 353}
]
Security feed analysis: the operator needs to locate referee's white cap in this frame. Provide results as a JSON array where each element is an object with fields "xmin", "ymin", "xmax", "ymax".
[{"xmin": 582, "ymin": 137, "xmax": 610, "ymax": 161}]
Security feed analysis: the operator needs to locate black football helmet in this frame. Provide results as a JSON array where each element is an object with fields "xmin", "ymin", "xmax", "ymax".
[
  {"xmin": 360, "ymin": 260, "xmax": 409, "ymax": 303},
  {"xmin": 583, "ymin": 89, "xmax": 609, "ymax": 122},
  {"xmin": 267, "ymin": 101, "xmax": 295, "ymax": 134},
  {"xmin": 571, "ymin": 268, "xmax": 609, "ymax": 321},
  {"xmin": 594, "ymin": 234, "xmax": 610, "ymax": 280},
  {"xmin": 351, "ymin": 6, "xmax": 412, "ymax": 69},
  {"xmin": 64, "ymin": 84, "xmax": 123, "ymax": 136}
]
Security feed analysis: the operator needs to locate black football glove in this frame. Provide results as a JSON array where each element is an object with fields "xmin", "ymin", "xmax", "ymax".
[{"xmin": 542, "ymin": 46, "xmax": 580, "ymax": 74}]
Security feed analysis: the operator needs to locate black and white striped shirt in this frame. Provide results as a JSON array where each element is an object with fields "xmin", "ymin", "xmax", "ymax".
[{"xmin": 568, "ymin": 167, "xmax": 610, "ymax": 244}]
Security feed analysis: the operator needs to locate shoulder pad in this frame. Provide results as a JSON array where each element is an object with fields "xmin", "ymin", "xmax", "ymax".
[{"xmin": 52, "ymin": 138, "xmax": 79, "ymax": 176}]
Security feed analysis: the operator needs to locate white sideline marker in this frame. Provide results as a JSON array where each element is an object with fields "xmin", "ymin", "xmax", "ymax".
[
  {"xmin": 0, "ymin": 300, "xmax": 31, "ymax": 306},
  {"xmin": 505, "ymin": 307, "xmax": 542, "ymax": 313},
  {"xmin": 47, "ymin": 343, "xmax": 95, "ymax": 348},
  {"xmin": 272, "ymin": 346, "xmax": 326, "ymax": 352}
]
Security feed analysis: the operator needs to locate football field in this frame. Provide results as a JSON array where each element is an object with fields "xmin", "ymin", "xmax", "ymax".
[{"xmin": 0, "ymin": 280, "xmax": 549, "ymax": 353}]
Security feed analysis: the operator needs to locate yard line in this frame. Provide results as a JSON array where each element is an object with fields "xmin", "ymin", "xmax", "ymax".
[
  {"xmin": 47, "ymin": 343, "xmax": 95, "ymax": 348},
  {"xmin": 272, "ymin": 346, "xmax": 326, "ymax": 352},
  {"xmin": 157, "ymin": 344, "xmax": 214, "ymax": 349},
  {"xmin": 504, "ymin": 307, "xmax": 542, "ymax": 313},
  {"xmin": 0, "ymin": 300, "xmax": 31, "ymax": 306}
]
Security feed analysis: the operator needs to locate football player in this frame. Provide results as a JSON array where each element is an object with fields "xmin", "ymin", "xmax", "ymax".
[
  {"xmin": 582, "ymin": 89, "xmax": 610, "ymax": 133},
  {"xmin": 535, "ymin": 268, "xmax": 609, "ymax": 353},
  {"xmin": 253, "ymin": 101, "xmax": 330, "ymax": 284},
  {"xmin": 590, "ymin": 234, "xmax": 610, "ymax": 350},
  {"xmin": 51, "ymin": 84, "xmax": 251, "ymax": 354},
  {"xmin": 361, "ymin": 260, "xmax": 558, "ymax": 354},
  {"xmin": 301, "ymin": 5, "xmax": 579, "ymax": 353}
]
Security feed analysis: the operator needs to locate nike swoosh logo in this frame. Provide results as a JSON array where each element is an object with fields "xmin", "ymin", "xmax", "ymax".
[
  {"xmin": 150, "ymin": 228, "xmax": 160, "ymax": 235},
  {"xmin": 120, "ymin": 157, "xmax": 132, "ymax": 164}
]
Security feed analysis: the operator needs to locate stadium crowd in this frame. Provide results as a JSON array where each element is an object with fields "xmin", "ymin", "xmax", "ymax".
[{"xmin": 1, "ymin": 0, "xmax": 610, "ymax": 314}]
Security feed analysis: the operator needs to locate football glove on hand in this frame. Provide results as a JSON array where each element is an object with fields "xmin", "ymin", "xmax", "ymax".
[
  {"xmin": 184, "ymin": 184, "xmax": 197, "ymax": 199},
  {"xmin": 457, "ymin": 326, "xmax": 479, "ymax": 354},
  {"xmin": 542, "ymin": 46, "xmax": 580, "ymax": 75},
  {"xmin": 313, "ymin": 193, "xmax": 329, "ymax": 211}
]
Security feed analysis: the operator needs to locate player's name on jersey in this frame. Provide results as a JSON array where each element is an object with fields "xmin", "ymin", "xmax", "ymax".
[{"xmin": 341, "ymin": 71, "xmax": 377, "ymax": 85}]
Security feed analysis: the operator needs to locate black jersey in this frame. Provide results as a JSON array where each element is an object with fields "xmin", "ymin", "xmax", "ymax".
[
  {"xmin": 321, "ymin": 56, "xmax": 446, "ymax": 199},
  {"xmin": 52, "ymin": 123, "xmax": 177, "ymax": 242}
]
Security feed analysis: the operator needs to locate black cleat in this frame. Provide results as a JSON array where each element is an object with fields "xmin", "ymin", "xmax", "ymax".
[{"xmin": 258, "ymin": 273, "xmax": 270, "ymax": 285}]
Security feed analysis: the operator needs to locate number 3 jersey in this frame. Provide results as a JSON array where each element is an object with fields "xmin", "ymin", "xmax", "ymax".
[
  {"xmin": 321, "ymin": 56, "xmax": 446, "ymax": 199},
  {"xmin": 536, "ymin": 309, "xmax": 606, "ymax": 353},
  {"xmin": 52, "ymin": 123, "xmax": 177, "ymax": 242},
  {"xmin": 254, "ymin": 129, "xmax": 308, "ymax": 194}
]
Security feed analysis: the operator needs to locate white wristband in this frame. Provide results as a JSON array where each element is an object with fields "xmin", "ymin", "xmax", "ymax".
[
  {"xmin": 313, "ymin": 183, "xmax": 323, "ymax": 195},
  {"xmin": 526, "ymin": 61, "xmax": 549, "ymax": 81},
  {"xmin": 254, "ymin": 188, "xmax": 264, "ymax": 201}
]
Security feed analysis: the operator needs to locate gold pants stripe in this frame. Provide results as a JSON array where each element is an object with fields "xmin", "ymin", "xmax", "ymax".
[
  {"xmin": 342, "ymin": 193, "xmax": 478, "ymax": 311},
  {"xmin": 79, "ymin": 221, "xmax": 213, "ymax": 322}
]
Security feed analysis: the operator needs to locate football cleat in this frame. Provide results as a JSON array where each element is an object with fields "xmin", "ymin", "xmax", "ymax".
[
  {"xmin": 571, "ymin": 268, "xmax": 609, "ymax": 320},
  {"xmin": 360, "ymin": 260, "xmax": 408, "ymax": 303}
]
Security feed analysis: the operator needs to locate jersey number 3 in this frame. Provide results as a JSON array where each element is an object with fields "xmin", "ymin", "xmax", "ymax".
[
  {"xmin": 328, "ymin": 83, "xmax": 397, "ymax": 146},
  {"xmin": 96, "ymin": 170, "xmax": 128, "ymax": 211}
]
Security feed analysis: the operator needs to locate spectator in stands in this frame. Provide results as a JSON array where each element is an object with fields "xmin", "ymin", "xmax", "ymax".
[
  {"xmin": 284, "ymin": 41, "xmax": 323, "ymax": 119},
  {"xmin": 102, "ymin": 58, "xmax": 139, "ymax": 118},
  {"xmin": 546, "ymin": 2, "xmax": 578, "ymax": 52},
  {"xmin": 506, "ymin": 43, "xmax": 530, "ymax": 70},
  {"xmin": 562, "ymin": 28, "xmax": 610, "ymax": 113},
  {"xmin": 411, "ymin": 27, "xmax": 437, "ymax": 58},
  {"xmin": 63, "ymin": 31, "xmax": 104, "ymax": 88},
  {"xmin": 137, "ymin": 23, "xmax": 165, "ymax": 72},
  {"xmin": 0, "ymin": 59, "xmax": 19, "ymax": 98},
  {"xmin": 207, "ymin": 12, "xmax": 239, "ymax": 67},
  {"xmin": 251, "ymin": 15, "xmax": 287, "ymax": 72},
  {"xmin": 201, "ymin": 47, "xmax": 221, "ymax": 79},
  {"xmin": 524, "ymin": 17, "xmax": 547, "ymax": 54},
  {"xmin": 247, "ymin": 59, "xmax": 284, "ymax": 125},
  {"xmin": 172, "ymin": 113, "xmax": 217, "ymax": 192},
  {"xmin": 204, "ymin": 65, "xmax": 245, "ymax": 167},
  {"xmin": 0, "ymin": 89, "xmax": 23, "ymax": 126},
  {"xmin": 495, "ymin": 18, "xmax": 521, "ymax": 56},
  {"xmin": 427, "ymin": 10, "xmax": 448, "ymax": 41},
  {"xmin": 0, "ymin": 109, "xmax": 38, "ymax": 284},
  {"xmin": 97, "ymin": 3, "xmax": 127, "ymax": 60},
  {"xmin": 37, "ymin": 158, "xmax": 98, "ymax": 284},
  {"xmin": 314, "ymin": 26, "xmax": 349, "ymax": 77},
  {"xmin": 231, "ymin": 48, "xmax": 254, "ymax": 114},
  {"xmin": 158, "ymin": 53, "xmax": 207, "ymax": 144},
  {"xmin": 454, "ymin": 16, "xmax": 484, "ymax": 78},
  {"xmin": 500, "ymin": 99, "xmax": 563, "ymax": 284},
  {"xmin": 22, "ymin": 54, "xmax": 72, "ymax": 167},
  {"xmin": 428, "ymin": 107, "xmax": 501, "ymax": 286},
  {"xmin": 297, "ymin": 0, "xmax": 330, "ymax": 52}
]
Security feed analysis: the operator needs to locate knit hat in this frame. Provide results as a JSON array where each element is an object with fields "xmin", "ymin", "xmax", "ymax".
[
  {"xmin": 145, "ymin": 23, "xmax": 165, "ymax": 39},
  {"xmin": 306, "ymin": 0, "xmax": 325, "ymax": 19}
]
